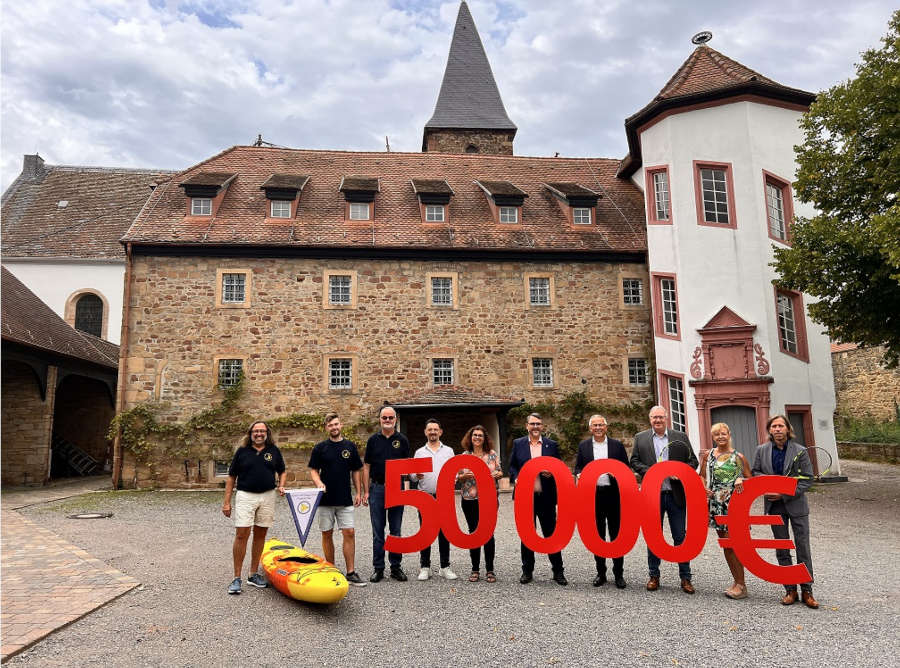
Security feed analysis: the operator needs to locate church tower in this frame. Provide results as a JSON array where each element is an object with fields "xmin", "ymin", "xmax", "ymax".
[{"xmin": 423, "ymin": 2, "xmax": 516, "ymax": 154}]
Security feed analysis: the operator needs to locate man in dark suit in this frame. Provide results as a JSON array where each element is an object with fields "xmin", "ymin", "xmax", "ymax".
[
  {"xmin": 630, "ymin": 405, "xmax": 699, "ymax": 594},
  {"xmin": 752, "ymin": 414, "xmax": 818, "ymax": 609},
  {"xmin": 574, "ymin": 414, "xmax": 629, "ymax": 589},
  {"xmin": 508, "ymin": 413, "xmax": 567, "ymax": 585}
]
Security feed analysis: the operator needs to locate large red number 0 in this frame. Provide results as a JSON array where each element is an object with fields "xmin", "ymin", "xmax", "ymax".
[
  {"xmin": 513, "ymin": 457, "xmax": 577, "ymax": 554},
  {"xmin": 639, "ymin": 461, "xmax": 708, "ymax": 563},
  {"xmin": 574, "ymin": 459, "xmax": 641, "ymax": 558},
  {"xmin": 383, "ymin": 458, "xmax": 438, "ymax": 553},
  {"xmin": 437, "ymin": 455, "xmax": 498, "ymax": 549}
]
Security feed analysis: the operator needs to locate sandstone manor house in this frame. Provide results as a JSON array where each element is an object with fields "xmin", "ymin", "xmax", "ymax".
[{"xmin": 2, "ymin": 2, "xmax": 838, "ymax": 488}]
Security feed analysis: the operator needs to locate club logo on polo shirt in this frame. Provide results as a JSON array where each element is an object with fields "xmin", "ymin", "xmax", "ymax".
[
  {"xmin": 264, "ymin": 452, "xmax": 273, "ymax": 462},
  {"xmin": 392, "ymin": 440, "xmax": 401, "ymax": 449},
  {"xmin": 342, "ymin": 449, "xmax": 350, "ymax": 459}
]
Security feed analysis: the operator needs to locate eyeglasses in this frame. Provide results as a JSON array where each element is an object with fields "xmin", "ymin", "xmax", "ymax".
[
  {"xmin": 592, "ymin": 423, "xmax": 608, "ymax": 428},
  {"xmin": 527, "ymin": 423, "xmax": 542, "ymax": 427},
  {"xmin": 381, "ymin": 416, "xmax": 396, "ymax": 420}
]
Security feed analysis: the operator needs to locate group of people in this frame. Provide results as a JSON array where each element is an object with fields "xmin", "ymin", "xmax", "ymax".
[{"xmin": 222, "ymin": 405, "xmax": 819, "ymax": 608}]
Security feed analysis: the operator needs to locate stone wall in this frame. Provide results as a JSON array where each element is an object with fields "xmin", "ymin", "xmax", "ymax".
[
  {"xmin": 424, "ymin": 129, "xmax": 515, "ymax": 155},
  {"xmin": 831, "ymin": 346, "xmax": 900, "ymax": 420},
  {"xmin": 1, "ymin": 361, "xmax": 56, "ymax": 486},
  {"xmin": 120, "ymin": 255, "xmax": 653, "ymax": 487}
]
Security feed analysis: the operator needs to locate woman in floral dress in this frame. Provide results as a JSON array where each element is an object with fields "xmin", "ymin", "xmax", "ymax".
[
  {"xmin": 458, "ymin": 425, "xmax": 502, "ymax": 583},
  {"xmin": 699, "ymin": 422, "xmax": 753, "ymax": 599}
]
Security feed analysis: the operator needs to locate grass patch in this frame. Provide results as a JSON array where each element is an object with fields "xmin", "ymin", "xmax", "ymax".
[{"xmin": 835, "ymin": 417, "xmax": 900, "ymax": 444}]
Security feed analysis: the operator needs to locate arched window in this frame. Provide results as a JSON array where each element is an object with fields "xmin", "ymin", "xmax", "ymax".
[{"xmin": 74, "ymin": 294, "xmax": 103, "ymax": 337}]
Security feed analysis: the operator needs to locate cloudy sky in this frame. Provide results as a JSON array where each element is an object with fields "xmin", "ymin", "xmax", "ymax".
[{"xmin": 1, "ymin": 0, "xmax": 895, "ymax": 192}]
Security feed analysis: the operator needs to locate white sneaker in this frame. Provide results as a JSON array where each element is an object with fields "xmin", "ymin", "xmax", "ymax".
[
  {"xmin": 417, "ymin": 567, "xmax": 430, "ymax": 581},
  {"xmin": 439, "ymin": 567, "xmax": 458, "ymax": 580}
]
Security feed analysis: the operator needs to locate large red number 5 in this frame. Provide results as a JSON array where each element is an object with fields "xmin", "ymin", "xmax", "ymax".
[{"xmin": 384, "ymin": 458, "xmax": 438, "ymax": 553}]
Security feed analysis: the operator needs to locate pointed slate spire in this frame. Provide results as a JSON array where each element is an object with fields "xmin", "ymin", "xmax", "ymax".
[{"xmin": 422, "ymin": 2, "xmax": 516, "ymax": 154}]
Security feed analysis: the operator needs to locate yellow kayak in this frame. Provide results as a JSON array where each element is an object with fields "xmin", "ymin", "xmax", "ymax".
[{"xmin": 260, "ymin": 538, "xmax": 349, "ymax": 604}]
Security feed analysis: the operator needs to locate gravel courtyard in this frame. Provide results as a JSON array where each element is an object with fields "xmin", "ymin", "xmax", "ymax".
[{"xmin": 6, "ymin": 459, "xmax": 899, "ymax": 667}]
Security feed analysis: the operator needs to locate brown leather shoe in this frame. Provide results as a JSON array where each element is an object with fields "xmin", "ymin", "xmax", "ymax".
[
  {"xmin": 680, "ymin": 578, "xmax": 695, "ymax": 594},
  {"xmin": 781, "ymin": 589, "xmax": 799, "ymax": 605},
  {"xmin": 646, "ymin": 576, "xmax": 660, "ymax": 591},
  {"xmin": 801, "ymin": 591, "xmax": 819, "ymax": 609}
]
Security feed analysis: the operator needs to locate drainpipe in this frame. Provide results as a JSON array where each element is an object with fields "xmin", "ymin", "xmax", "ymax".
[{"xmin": 112, "ymin": 242, "xmax": 134, "ymax": 489}]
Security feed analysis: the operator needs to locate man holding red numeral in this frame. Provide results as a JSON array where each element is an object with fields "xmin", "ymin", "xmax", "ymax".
[{"xmin": 508, "ymin": 413, "xmax": 567, "ymax": 586}]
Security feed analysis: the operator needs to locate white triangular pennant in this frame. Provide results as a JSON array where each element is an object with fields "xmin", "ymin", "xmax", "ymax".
[{"xmin": 284, "ymin": 488, "xmax": 324, "ymax": 547}]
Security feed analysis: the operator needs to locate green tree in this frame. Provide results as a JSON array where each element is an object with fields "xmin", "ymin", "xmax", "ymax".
[{"xmin": 773, "ymin": 10, "xmax": 900, "ymax": 367}]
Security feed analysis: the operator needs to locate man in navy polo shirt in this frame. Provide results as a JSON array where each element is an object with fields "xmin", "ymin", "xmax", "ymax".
[
  {"xmin": 362, "ymin": 405, "xmax": 410, "ymax": 582},
  {"xmin": 309, "ymin": 413, "xmax": 366, "ymax": 586},
  {"xmin": 222, "ymin": 420, "xmax": 286, "ymax": 595}
]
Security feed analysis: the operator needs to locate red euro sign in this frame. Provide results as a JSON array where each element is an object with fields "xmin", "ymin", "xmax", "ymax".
[{"xmin": 715, "ymin": 475, "xmax": 812, "ymax": 585}]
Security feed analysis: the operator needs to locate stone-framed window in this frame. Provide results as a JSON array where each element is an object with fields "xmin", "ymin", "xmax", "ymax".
[
  {"xmin": 628, "ymin": 358, "xmax": 649, "ymax": 385},
  {"xmin": 215, "ymin": 268, "xmax": 252, "ymax": 308},
  {"xmin": 622, "ymin": 278, "xmax": 643, "ymax": 306},
  {"xmin": 775, "ymin": 288, "xmax": 809, "ymax": 362},
  {"xmin": 524, "ymin": 273, "xmax": 555, "ymax": 309},
  {"xmin": 694, "ymin": 160, "xmax": 737, "ymax": 228},
  {"xmin": 64, "ymin": 289, "xmax": 110, "ymax": 340},
  {"xmin": 532, "ymin": 358, "xmax": 554, "ymax": 387},
  {"xmin": 645, "ymin": 166, "xmax": 672, "ymax": 224},
  {"xmin": 763, "ymin": 170, "xmax": 794, "ymax": 244},
  {"xmin": 328, "ymin": 358, "xmax": 352, "ymax": 390},
  {"xmin": 426, "ymin": 272, "xmax": 458, "ymax": 309},
  {"xmin": 214, "ymin": 461, "xmax": 230, "ymax": 477},
  {"xmin": 323, "ymin": 270, "xmax": 358, "ymax": 309},
  {"xmin": 432, "ymin": 358, "xmax": 454, "ymax": 386},
  {"xmin": 191, "ymin": 197, "xmax": 212, "ymax": 216},
  {"xmin": 217, "ymin": 358, "xmax": 243, "ymax": 388}
]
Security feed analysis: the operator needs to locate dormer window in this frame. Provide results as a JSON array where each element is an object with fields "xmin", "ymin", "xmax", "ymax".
[
  {"xmin": 179, "ymin": 172, "xmax": 237, "ymax": 218},
  {"xmin": 475, "ymin": 180, "xmax": 527, "ymax": 225},
  {"xmin": 192, "ymin": 198, "xmax": 212, "ymax": 216},
  {"xmin": 340, "ymin": 176, "xmax": 379, "ymax": 222},
  {"xmin": 543, "ymin": 182, "xmax": 600, "ymax": 226},
  {"xmin": 260, "ymin": 173, "xmax": 308, "ymax": 220},
  {"xmin": 411, "ymin": 179, "xmax": 453, "ymax": 225}
]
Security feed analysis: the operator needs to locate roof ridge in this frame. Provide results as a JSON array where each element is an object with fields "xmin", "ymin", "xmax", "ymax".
[{"xmin": 49, "ymin": 165, "xmax": 177, "ymax": 175}]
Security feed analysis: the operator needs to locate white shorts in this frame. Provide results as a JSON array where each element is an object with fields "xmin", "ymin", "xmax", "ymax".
[
  {"xmin": 233, "ymin": 489, "xmax": 276, "ymax": 528},
  {"xmin": 317, "ymin": 505, "xmax": 355, "ymax": 531}
]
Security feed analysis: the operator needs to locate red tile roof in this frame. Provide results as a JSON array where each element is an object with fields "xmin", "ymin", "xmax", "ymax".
[
  {"xmin": 1, "ymin": 267, "xmax": 119, "ymax": 368},
  {"xmin": 2, "ymin": 163, "xmax": 173, "ymax": 259},
  {"xmin": 831, "ymin": 342, "xmax": 859, "ymax": 354},
  {"xmin": 392, "ymin": 385, "xmax": 524, "ymax": 408},
  {"xmin": 123, "ymin": 146, "xmax": 646, "ymax": 254}
]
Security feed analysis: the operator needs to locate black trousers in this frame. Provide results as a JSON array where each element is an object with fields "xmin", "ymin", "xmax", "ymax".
[
  {"xmin": 593, "ymin": 485, "xmax": 624, "ymax": 576},
  {"xmin": 461, "ymin": 497, "xmax": 495, "ymax": 572},
  {"xmin": 418, "ymin": 494, "xmax": 450, "ymax": 568},
  {"xmin": 520, "ymin": 491, "xmax": 564, "ymax": 574}
]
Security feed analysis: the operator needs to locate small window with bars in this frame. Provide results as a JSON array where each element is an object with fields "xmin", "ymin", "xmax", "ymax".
[
  {"xmin": 666, "ymin": 376, "xmax": 686, "ymax": 432},
  {"xmin": 622, "ymin": 278, "xmax": 643, "ymax": 305},
  {"xmin": 431, "ymin": 276, "xmax": 452, "ymax": 306},
  {"xmin": 529, "ymin": 277, "xmax": 550, "ymax": 306},
  {"xmin": 192, "ymin": 198, "xmax": 212, "ymax": 216},
  {"xmin": 218, "ymin": 359, "xmax": 243, "ymax": 388},
  {"xmin": 628, "ymin": 359, "xmax": 648, "ymax": 385},
  {"xmin": 573, "ymin": 207, "xmax": 592, "ymax": 225},
  {"xmin": 432, "ymin": 358, "xmax": 454, "ymax": 386},
  {"xmin": 221, "ymin": 273, "xmax": 246, "ymax": 303},
  {"xmin": 329, "ymin": 275, "xmax": 352, "ymax": 305},
  {"xmin": 532, "ymin": 358, "xmax": 553, "ymax": 387},
  {"xmin": 425, "ymin": 204, "xmax": 445, "ymax": 222},
  {"xmin": 270, "ymin": 200, "xmax": 291, "ymax": 218},
  {"xmin": 329, "ymin": 358, "xmax": 352, "ymax": 389}
]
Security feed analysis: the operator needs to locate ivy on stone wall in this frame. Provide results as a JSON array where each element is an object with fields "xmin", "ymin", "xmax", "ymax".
[{"xmin": 506, "ymin": 391, "xmax": 652, "ymax": 461}]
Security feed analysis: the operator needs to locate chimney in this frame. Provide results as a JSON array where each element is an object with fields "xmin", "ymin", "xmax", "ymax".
[{"xmin": 22, "ymin": 154, "xmax": 46, "ymax": 181}]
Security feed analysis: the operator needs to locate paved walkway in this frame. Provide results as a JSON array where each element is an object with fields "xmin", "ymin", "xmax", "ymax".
[{"xmin": 1, "ymin": 478, "xmax": 138, "ymax": 662}]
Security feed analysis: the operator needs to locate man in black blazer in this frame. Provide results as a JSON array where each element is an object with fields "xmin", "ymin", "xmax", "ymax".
[
  {"xmin": 630, "ymin": 405, "xmax": 699, "ymax": 594},
  {"xmin": 574, "ymin": 414, "xmax": 629, "ymax": 589},
  {"xmin": 508, "ymin": 413, "xmax": 566, "ymax": 585}
]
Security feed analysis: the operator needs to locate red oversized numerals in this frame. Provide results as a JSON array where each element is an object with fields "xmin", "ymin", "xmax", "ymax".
[
  {"xmin": 717, "ymin": 475, "xmax": 812, "ymax": 585},
  {"xmin": 575, "ymin": 459, "xmax": 641, "ymax": 558},
  {"xmin": 639, "ymin": 461, "xmax": 708, "ymax": 563},
  {"xmin": 513, "ymin": 456, "xmax": 576, "ymax": 554},
  {"xmin": 384, "ymin": 458, "xmax": 438, "ymax": 553},
  {"xmin": 438, "ymin": 455, "xmax": 498, "ymax": 549}
]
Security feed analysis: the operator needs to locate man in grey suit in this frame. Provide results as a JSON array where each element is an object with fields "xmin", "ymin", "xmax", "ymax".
[
  {"xmin": 752, "ymin": 414, "xmax": 819, "ymax": 609},
  {"xmin": 630, "ymin": 405, "xmax": 699, "ymax": 594}
]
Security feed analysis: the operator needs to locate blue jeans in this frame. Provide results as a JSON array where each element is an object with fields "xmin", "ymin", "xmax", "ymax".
[
  {"xmin": 368, "ymin": 482, "xmax": 404, "ymax": 570},
  {"xmin": 647, "ymin": 490, "xmax": 691, "ymax": 580}
]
